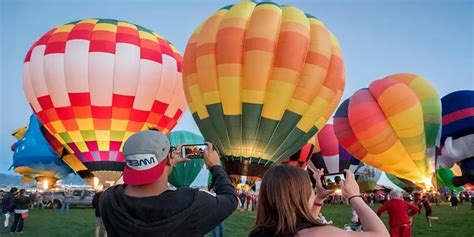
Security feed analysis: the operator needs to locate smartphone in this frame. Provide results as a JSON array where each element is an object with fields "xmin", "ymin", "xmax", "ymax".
[
  {"xmin": 181, "ymin": 144, "xmax": 208, "ymax": 159},
  {"xmin": 321, "ymin": 172, "xmax": 346, "ymax": 190}
]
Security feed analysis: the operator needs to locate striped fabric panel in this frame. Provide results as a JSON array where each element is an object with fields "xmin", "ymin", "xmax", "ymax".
[
  {"xmin": 388, "ymin": 73, "xmax": 441, "ymax": 148},
  {"xmin": 441, "ymin": 90, "xmax": 474, "ymax": 142}
]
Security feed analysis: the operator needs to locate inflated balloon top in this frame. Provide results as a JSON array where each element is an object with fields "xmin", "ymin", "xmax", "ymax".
[
  {"xmin": 23, "ymin": 18, "xmax": 186, "ymax": 183},
  {"xmin": 183, "ymin": 1, "xmax": 345, "ymax": 177},
  {"xmin": 437, "ymin": 90, "xmax": 474, "ymax": 186},
  {"xmin": 334, "ymin": 73, "xmax": 441, "ymax": 184}
]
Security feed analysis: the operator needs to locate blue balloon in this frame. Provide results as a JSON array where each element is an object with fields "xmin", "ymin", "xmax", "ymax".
[{"xmin": 10, "ymin": 115, "xmax": 73, "ymax": 180}]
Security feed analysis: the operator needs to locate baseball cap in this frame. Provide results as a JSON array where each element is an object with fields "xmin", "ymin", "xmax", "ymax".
[{"xmin": 122, "ymin": 130, "xmax": 170, "ymax": 185}]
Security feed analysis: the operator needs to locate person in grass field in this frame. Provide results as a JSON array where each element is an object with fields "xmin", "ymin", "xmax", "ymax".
[
  {"xmin": 10, "ymin": 189, "xmax": 30, "ymax": 234},
  {"xmin": 100, "ymin": 130, "xmax": 238, "ymax": 237},
  {"xmin": 377, "ymin": 190, "xmax": 419, "ymax": 237},
  {"xmin": 421, "ymin": 195, "xmax": 438, "ymax": 227},
  {"xmin": 2, "ymin": 188, "xmax": 17, "ymax": 228},
  {"xmin": 249, "ymin": 166, "xmax": 389, "ymax": 237}
]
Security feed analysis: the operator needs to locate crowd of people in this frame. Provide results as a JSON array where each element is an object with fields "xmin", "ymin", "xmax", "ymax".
[
  {"xmin": 1, "ymin": 130, "xmax": 473, "ymax": 237},
  {"xmin": 237, "ymin": 191, "xmax": 258, "ymax": 212}
]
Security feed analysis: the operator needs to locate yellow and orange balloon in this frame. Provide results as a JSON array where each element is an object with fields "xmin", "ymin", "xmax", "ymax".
[
  {"xmin": 23, "ymin": 19, "xmax": 186, "ymax": 184},
  {"xmin": 183, "ymin": 2, "xmax": 345, "ymax": 177},
  {"xmin": 334, "ymin": 73, "xmax": 441, "ymax": 184}
]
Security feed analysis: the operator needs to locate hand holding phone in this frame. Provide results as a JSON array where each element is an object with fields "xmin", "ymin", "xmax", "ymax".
[
  {"xmin": 181, "ymin": 144, "xmax": 208, "ymax": 159},
  {"xmin": 203, "ymin": 142, "xmax": 220, "ymax": 169},
  {"xmin": 321, "ymin": 172, "xmax": 346, "ymax": 190},
  {"xmin": 167, "ymin": 145, "xmax": 190, "ymax": 167},
  {"xmin": 311, "ymin": 167, "xmax": 336, "ymax": 200},
  {"xmin": 339, "ymin": 169, "xmax": 361, "ymax": 198}
]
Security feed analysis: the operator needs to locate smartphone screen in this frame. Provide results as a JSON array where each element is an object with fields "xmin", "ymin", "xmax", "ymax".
[
  {"xmin": 321, "ymin": 172, "xmax": 346, "ymax": 190},
  {"xmin": 181, "ymin": 144, "xmax": 208, "ymax": 159}
]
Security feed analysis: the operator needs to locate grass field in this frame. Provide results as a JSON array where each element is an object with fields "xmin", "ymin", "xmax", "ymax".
[{"xmin": 0, "ymin": 203, "xmax": 472, "ymax": 236}]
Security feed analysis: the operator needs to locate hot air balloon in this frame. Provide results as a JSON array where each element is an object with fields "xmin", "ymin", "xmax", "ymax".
[
  {"xmin": 167, "ymin": 131, "xmax": 205, "ymax": 187},
  {"xmin": 334, "ymin": 73, "xmax": 441, "ymax": 184},
  {"xmin": 282, "ymin": 136, "xmax": 317, "ymax": 168},
  {"xmin": 436, "ymin": 90, "xmax": 474, "ymax": 187},
  {"xmin": 436, "ymin": 168, "xmax": 464, "ymax": 192},
  {"xmin": 10, "ymin": 115, "xmax": 73, "ymax": 185},
  {"xmin": 307, "ymin": 124, "xmax": 360, "ymax": 174},
  {"xmin": 182, "ymin": 1, "xmax": 345, "ymax": 178},
  {"xmin": 23, "ymin": 19, "xmax": 186, "ymax": 184},
  {"xmin": 355, "ymin": 165, "xmax": 382, "ymax": 192}
]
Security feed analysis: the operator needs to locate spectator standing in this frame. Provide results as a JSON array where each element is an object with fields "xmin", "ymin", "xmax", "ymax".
[
  {"xmin": 10, "ymin": 189, "xmax": 30, "ymax": 234},
  {"xmin": 377, "ymin": 190, "xmax": 419, "ymax": 237},
  {"xmin": 61, "ymin": 190, "xmax": 72, "ymax": 214},
  {"xmin": 92, "ymin": 191, "xmax": 107, "ymax": 237},
  {"xmin": 99, "ymin": 131, "xmax": 237, "ymax": 237},
  {"xmin": 2, "ymin": 188, "xmax": 17, "ymax": 228},
  {"xmin": 450, "ymin": 191, "xmax": 459, "ymax": 210}
]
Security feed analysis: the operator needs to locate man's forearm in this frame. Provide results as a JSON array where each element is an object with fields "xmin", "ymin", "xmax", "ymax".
[{"xmin": 210, "ymin": 165, "xmax": 235, "ymax": 196}]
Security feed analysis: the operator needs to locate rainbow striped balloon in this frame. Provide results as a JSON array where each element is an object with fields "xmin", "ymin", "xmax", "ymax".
[
  {"xmin": 23, "ymin": 19, "xmax": 186, "ymax": 183},
  {"xmin": 334, "ymin": 73, "xmax": 441, "ymax": 183},
  {"xmin": 183, "ymin": 2, "xmax": 345, "ymax": 178}
]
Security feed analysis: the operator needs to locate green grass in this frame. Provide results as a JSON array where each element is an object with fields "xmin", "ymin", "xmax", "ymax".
[{"xmin": 1, "ymin": 203, "xmax": 472, "ymax": 236}]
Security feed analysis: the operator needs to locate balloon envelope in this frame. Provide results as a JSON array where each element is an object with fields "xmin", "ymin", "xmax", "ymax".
[
  {"xmin": 334, "ymin": 73, "xmax": 440, "ymax": 183},
  {"xmin": 11, "ymin": 115, "xmax": 73, "ymax": 181},
  {"xmin": 23, "ymin": 19, "xmax": 186, "ymax": 184},
  {"xmin": 182, "ymin": 2, "xmax": 345, "ymax": 178},
  {"xmin": 167, "ymin": 131, "xmax": 205, "ymax": 187},
  {"xmin": 437, "ymin": 90, "xmax": 474, "ymax": 182}
]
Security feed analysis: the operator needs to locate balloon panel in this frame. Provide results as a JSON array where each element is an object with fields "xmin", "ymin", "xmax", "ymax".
[
  {"xmin": 387, "ymin": 74, "xmax": 441, "ymax": 148},
  {"xmin": 182, "ymin": 2, "xmax": 345, "ymax": 177},
  {"xmin": 282, "ymin": 139, "xmax": 315, "ymax": 168},
  {"xmin": 23, "ymin": 19, "xmax": 186, "ymax": 176},
  {"xmin": 308, "ymin": 124, "xmax": 358, "ymax": 174}
]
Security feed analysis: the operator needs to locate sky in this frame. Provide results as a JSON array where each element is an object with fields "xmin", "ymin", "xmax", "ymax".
[{"xmin": 1, "ymin": 0, "xmax": 473, "ymax": 187}]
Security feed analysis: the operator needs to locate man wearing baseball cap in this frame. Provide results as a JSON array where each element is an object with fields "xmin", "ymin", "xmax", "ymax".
[{"xmin": 99, "ymin": 130, "xmax": 237, "ymax": 237}]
